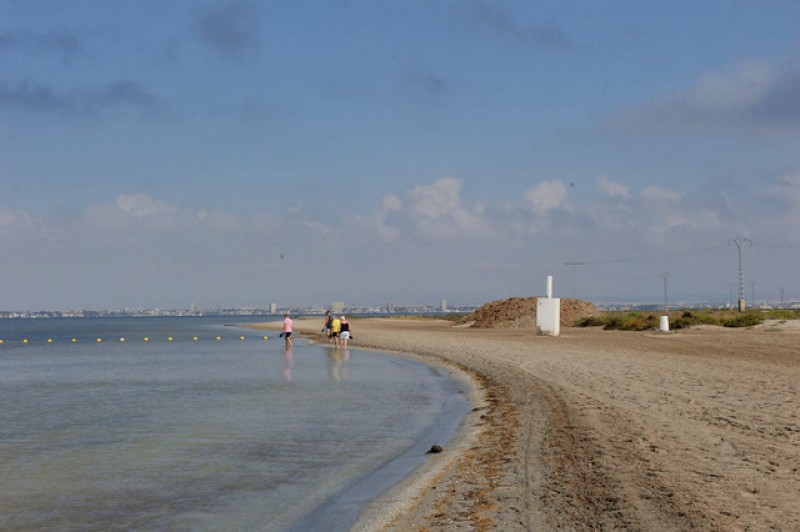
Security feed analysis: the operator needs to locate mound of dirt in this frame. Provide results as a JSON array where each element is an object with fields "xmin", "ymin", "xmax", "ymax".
[{"xmin": 459, "ymin": 296, "xmax": 598, "ymax": 328}]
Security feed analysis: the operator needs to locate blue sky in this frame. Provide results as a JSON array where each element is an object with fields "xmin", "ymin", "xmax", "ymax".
[{"xmin": 2, "ymin": 0, "xmax": 800, "ymax": 310}]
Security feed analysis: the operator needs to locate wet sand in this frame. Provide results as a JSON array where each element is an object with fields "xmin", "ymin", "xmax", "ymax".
[{"xmin": 253, "ymin": 317, "xmax": 800, "ymax": 530}]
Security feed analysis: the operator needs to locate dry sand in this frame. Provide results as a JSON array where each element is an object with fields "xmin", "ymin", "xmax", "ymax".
[{"xmin": 253, "ymin": 317, "xmax": 800, "ymax": 530}]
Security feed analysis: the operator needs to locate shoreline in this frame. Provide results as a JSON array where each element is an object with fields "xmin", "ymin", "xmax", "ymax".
[
  {"xmin": 247, "ymin": 318, "xmax": 493, "ymax": 531},
  {"xmin": 251, "ymin": 317, "xmax": 800, "ymax": 530}
]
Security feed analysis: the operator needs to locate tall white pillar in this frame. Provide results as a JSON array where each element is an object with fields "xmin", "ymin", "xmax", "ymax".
[{"xmin": 536, "ymin": 275, "xmax": 560, "ymax": 336}]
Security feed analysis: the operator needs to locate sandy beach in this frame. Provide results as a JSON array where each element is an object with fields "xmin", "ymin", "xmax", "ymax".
[{"xmin": 252, "ymin": 317, "xmax": 800, "ymax": 530}]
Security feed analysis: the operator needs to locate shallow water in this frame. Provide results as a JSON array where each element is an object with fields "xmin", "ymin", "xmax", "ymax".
[{"xmin": 0, "ymin": 317, "xmax": 469, "ymax": 530}]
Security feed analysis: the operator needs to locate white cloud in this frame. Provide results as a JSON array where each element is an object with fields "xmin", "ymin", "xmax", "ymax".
[
  {"xmin": 640, "ymin": 185, "xmax": 682, "ymax": 202},
  {"xmin": 0, "ymin": 206, "xmax": 60, "ymax": 241},
  {"xmin": 406, "ymin": 178, "xmax": 490, "ymax": 240},
  {"xmin": 116, "ymin": 193, "xmax": 177, "ymax": 218},
  {"xmin": 524, "ymin": 180, "xmax": 567, "ymax": 216},
  {"xmin": 381, "ymin": 193, "xmax": 403, "ymax": 212},
  {"xmin": 357, "ymin": 178, "xmax": 493, "ymax": 242},
  {"xmin": 407, "ymin": 178, "xmax": 462, "ymax": 218},
  {"xmin": 0, "ymin": 206, "xmax": 35, "ymax": 231},
  {"xmin": 596, "ymin": 176, "xmax": 631, "ymax": 200},
  {"xmin": 303, "ymin": 220, "xmax": 334, "ymax": 237},
  {"xmin": 200, "ymin": 210, "xmax": 240, "ymax": 232},
  {"xmin": 659, "ymin": 209, "xmax": 721, "ymax": 233}
]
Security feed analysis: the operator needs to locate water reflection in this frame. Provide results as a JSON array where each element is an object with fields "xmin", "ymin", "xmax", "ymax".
[
  {"xmin": 327, "ymin": 349, "xmax": 351, "ymax": 381},
  {"xmin": 282, "ymin": 347, "xmax": 293, "ymax": 382}
]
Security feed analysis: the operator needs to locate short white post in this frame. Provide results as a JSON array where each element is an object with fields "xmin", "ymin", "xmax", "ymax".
[
  {"xmin": 536, "ymin": 275, "xmax": 561, "ymax": 336},
  {"xmin": 659, "ymin": 315, "xmax": 670, "ymax": 332}
]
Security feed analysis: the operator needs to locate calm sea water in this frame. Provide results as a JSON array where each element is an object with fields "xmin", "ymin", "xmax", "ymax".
[{"xmin": 0, "ymin": 317, "xmax": 470, "ymax": 530}]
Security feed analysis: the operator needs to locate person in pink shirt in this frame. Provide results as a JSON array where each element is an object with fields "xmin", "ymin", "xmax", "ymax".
[{"xmin": 281, "ymin": 313, "xmax": 293, "ymax": 347}]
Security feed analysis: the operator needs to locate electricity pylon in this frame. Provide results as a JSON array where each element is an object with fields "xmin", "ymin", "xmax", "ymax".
[{"xmin": 729, "ymin": 237, "xmax": 752, "ymax": 312}]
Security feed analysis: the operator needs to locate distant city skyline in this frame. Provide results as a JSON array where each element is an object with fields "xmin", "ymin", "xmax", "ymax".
[
  {"xmin": 2, "ymin": 1, "xmax": 799, "ymax": 310},
  {"xmin": 3, "ymin": 289, "xmax": 798, "ymax": 319}
]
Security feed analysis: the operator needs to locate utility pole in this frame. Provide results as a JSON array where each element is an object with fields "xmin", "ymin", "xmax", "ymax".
[
  {"xmin": 564, "ymin": 262, "xmax": 586, "ymax": 299},
  {"xmin": 660, "ymin": 272, "xmax": 671, "ymax": 312},
  {"xmin": 780, "ymin": 287, "xmax": 785, "ymax": 309},
  {"xmin": 729, "ymin": 237, "xmax": 752, "ymax": 311}
]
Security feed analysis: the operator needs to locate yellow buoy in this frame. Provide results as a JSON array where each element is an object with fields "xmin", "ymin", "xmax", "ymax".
[
  {"xmin": 144, "ymin": 337, "xmax": 150, "ymax": 342},
  {"xmin": 119, "ymin": 338, "xmax": 125, "ymax": 342},
  {"xmin": 193, "ymin": 336, "xmax": 199, "ymax": 341},
  {"xmin": 23, "ymin": 339, "xmax": 29, "ymax": 344},
  {"xmin": 167, "ymin": 337, "xmax": 174, "ymax": 342},
  {"xmin": 0, "ymin": 339, "xmax": 4, "ymax": 344},
  {"xmin": 215, "ymin": 336, "xmax": 221, "ymax": 341},
  {"xmin": 47, "ymin": 339, "xmax": 53, "ymax": 343},
  {"xmin": 240, "ymin": 336, "xmax": 246, "ymax": 340},
  {"xmin": 71, "ymin": 338, "xmax": 78, "ymax": 343},
  {"xmin": 96, "ymin": 338, "xmax": 103, "ymax": 342},
  {"xmin": 263, "ymin": 336, "xmax": 269, "ymax": 340}
]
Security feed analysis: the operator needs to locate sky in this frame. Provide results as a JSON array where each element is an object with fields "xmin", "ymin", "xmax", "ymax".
[{"xmin": 2, "ymin": 0, "xmax": 800, "ymax": 311}]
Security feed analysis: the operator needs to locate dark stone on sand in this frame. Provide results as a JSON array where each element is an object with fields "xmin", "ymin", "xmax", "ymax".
[{"xmin": 427, "ymin": 444, "xmax": 443, "ymax": 454}]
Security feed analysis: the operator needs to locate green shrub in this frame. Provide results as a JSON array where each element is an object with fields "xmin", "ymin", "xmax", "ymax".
[
  {"xmin": 671, "ymin": 311, "xmax": 720, "ymax": 329},
  {"xmin": 577, "ymin": 309, "xmax": 786, "ymax": 331},
  {"xmin": 722, "ymin": 314, "xmax": 764, "ymax": 328},
  {"xmin": 598, "ymin": 314, "xmax": 659, "ymax": 331},
  {"xmin": 766, "ymin": 309, "xmax": 800, "ymax": 320},
  {"xmin": 603, "ymin": 317, "xmax": 625, "ymax": 330},
  {"xmin": 576, "ymin": 316, "xmax": 607, "ymax": 327}
]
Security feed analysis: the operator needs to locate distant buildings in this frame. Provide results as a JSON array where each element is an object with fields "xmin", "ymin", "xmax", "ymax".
[{"xmin": 3, "ymin": 297, "xmax": 799, "ymax": 321}]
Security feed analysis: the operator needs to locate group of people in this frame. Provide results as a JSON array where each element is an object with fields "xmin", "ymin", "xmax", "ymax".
[
  {"xmin": 323, "ymin": 311, "xmax": 352, "ymax": 349},
  {"xmin": 280, "ymin": 311, "xmax": 353, "ymax": 349}
]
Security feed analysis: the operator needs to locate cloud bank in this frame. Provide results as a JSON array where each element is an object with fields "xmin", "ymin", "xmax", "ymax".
[
  {"xmin": 3, "ymin": 171, "xmax": 795, "ymax": 309},
  {"xmin": 610, "ymin": 61, "xmax": 800, "ymax": 133},
  {"xmin": 0, "ymin": 80, "xmax": 161, "ymax": 115}
]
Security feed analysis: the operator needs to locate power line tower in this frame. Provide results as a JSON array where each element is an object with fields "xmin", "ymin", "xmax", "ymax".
[{"xmin": 729, "ymin": 237, "xmax": 752, "ymax": 311}]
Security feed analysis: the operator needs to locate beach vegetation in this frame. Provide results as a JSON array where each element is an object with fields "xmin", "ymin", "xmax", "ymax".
[
  {"xmin": 766, "ymin": 309, "xmax": 800, "ymax": 320},
  {"xmin": 440, "ymin": 313, "xmax": 471, "ymax": 322},
  {"xmin": 575, "ymin": 316, "xmax": 606, "ymax": 327},
  {"xmin": 671, "ymin": 311, "xmax": 719, "ymax": 329},
  {"xmin": 720, "ymin": 313, "xmax": 763, "ymax": 328},
  {"xmin": 576, "ymin": 309, "xmax": 784, "ymax": 330}
]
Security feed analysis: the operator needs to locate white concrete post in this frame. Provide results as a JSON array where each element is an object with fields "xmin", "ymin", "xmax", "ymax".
[{"xmin": 536, "ymin": 275, "xmax": 561, "ymax": 336}]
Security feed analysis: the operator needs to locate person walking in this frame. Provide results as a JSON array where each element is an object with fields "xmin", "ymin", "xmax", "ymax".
[
  {"xmin": 330, "ymin": 315, "xmax": 341, "ymax": 348},
  {"xmin": 281, "ymin": 312, "xmax": 293, "ymax": 347},
  {"xmin": 322, "ymin": 311, "xmax": 333, "ymax": 340},
  {"xmin": 339, "ymin": 316, "xmax": 352, "ymax": 349}
]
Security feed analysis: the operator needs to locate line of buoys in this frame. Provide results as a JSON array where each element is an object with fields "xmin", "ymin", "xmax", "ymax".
[{"xmin": 0, "ymin": 335, "xmax": 270, "ymax": 345}]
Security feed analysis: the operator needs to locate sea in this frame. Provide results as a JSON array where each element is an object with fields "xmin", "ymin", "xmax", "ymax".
[{"xmin": 0, "ymin": 316, "xmax": 470, "ymax": 530}]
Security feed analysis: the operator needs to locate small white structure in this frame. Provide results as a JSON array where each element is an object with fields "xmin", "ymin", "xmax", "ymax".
[
  {"xmin": 536, "ymin": 275, "xmax": 561, "ymax": 336},
  {"xmin": 659, "ymin": 315, "xmax": 670, "ymax": 332}
]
